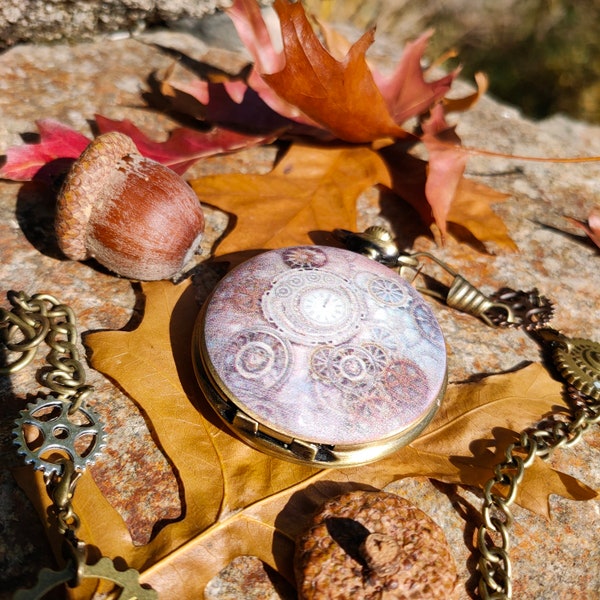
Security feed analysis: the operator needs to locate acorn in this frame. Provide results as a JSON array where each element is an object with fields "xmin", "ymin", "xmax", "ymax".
[
  {"xmin": 55, "ymin": 131, "xmax": 205, "ymax": 281},
  {"xmin": 294, "ymin": 490, "xmax": 459, "ymax": 599}
]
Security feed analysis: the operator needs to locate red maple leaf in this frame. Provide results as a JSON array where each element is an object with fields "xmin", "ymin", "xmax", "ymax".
[
  {"xmin": 0, "ymin": 119, "xmax": 90, "ymax": 181},
  {"xmin": 0, "ymin": 116, "xmax": 274, "ymax": 182},
  {"xmin": 95, "ymin": 115, "xmax": 272, "ymax": 174}
]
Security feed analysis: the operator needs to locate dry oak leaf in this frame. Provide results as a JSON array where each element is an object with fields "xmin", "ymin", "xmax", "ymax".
[
  {"xmin": 138, "ymin": 358, "xmax": 596, "ymax": 597},
  {"xmin": 191, "ymin": 144, "xmax": 392, "ymax": 257},
  {"xmin": 378, "ymin": 141, "xmax": 517, "ymax": 251},
  {"xmin": 258, "ymin": 1, "xmax": 406, "ymax": 143},
  {"xmin": 16, "ymin": 279, "xmax": 589, "ymax": 599}
]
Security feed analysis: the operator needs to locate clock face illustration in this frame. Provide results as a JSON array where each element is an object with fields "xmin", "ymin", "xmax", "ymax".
[
  {"xmin": 299, "ymin": 287, "xmax": 349, "ymax": 326},
  {"xmin": 261, "ymin": 270, "xmax": 364, "ymax": 345}
]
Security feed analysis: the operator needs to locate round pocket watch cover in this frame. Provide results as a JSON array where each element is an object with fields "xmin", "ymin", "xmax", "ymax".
[{"xmin": 192, "ymin": 246, "xmax": 447, "ymax": 467}]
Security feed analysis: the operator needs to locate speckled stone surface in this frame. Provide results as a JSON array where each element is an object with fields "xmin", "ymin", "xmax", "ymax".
[
  {"xmin": 204, "ymin": 555, "xmax": 296, "ymax": 600},
  {"xmin": 0, "ymin": 21, "xmax": 599, "ymax": 600},
  {"xmin": 0, "ymin": 0, "xmax": 235, "ymax": 49}
]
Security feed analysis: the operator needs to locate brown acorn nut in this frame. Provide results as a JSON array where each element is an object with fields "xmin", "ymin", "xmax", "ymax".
[
  {"xmin": 294, "ymin": 490, "xmax": 459, "ymax": 600},
  {"xmin": 55, "ymin": 131, "xmax": 205, "ymax": 280}
]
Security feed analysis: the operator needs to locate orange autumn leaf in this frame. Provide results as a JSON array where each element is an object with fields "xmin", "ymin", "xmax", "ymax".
[
  {"xmin": 190, "ymin": 141, "xmax": 515, "ymax": 256},
  {"xmin": 190, "ymin": 144, "xmax": 391, "ymax": 257},
  {"xmin": 447, "ymin": 178, "xmax": 517, "ymax": 251},
  {"xmin": 260, "ymin": 0, "xmax": 407, "ymax": 143},
  {"xmin": 51, "ymin": 279, "xmax": 595, "ymax": 598}
]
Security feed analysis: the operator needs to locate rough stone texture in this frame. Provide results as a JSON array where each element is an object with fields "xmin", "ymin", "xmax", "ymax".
[
  {"xmin": 204, "ymin": 556, "xmax": 296, "ymax": 600},
  {"xmin": 0, "ymin": 15, "xmax": 599, "ymax": 600},
  {"xmin": 0, "ymin": 0, "xmax": 232, "ymax": 49}
]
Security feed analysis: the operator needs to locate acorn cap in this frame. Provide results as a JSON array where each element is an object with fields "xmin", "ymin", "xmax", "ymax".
[
  {"xmin": 56, "ymin": 131, "xmax": 138, "ymax": 261},
  {"xmin": 295, "ymin": 490, "xmax": 458, "ymax": 599}
]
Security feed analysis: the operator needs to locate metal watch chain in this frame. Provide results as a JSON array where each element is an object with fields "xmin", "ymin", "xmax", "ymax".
[
  {"xmin": 0, "ymin": 291, "xmax": 156, "ymax": 599},
  {"xmin": 337, "ymin": 227, "xmax": 600, "ymax": 600}
]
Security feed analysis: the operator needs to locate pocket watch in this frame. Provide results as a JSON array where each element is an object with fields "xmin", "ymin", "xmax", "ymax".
[{"xmin": 192, "ymin": 244, "xmax": 447, "ymax": 467}]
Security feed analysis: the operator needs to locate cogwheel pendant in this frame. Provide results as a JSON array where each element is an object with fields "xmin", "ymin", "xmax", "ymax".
[
  {"xmin": 14, "ymin": 556, "xmax": 157, "ymax": 600},
  {"xmin": 13, "ymin": 396, "xmax": 107, "ymax": 475},
  {"xmin": 553, "ymin": 337, "xmax": 600, "ymax": 400}
]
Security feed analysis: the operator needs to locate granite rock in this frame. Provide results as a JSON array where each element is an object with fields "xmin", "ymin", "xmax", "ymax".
[{"xmin": 0, "ymin": 0, "xmax": 233, "ymax": 49}]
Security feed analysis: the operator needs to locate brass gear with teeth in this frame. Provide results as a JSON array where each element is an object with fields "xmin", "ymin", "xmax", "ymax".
[
  {"xmin": 13, "ymin": 395, "xmax": 107, "ymax": 475},
  {"xmin": 553, "ymin": 337, "xmax": 600, "ymax": 401},
  {"xmin": 13, "ymin": 556, "xmax": 157, "ymax": 599}
]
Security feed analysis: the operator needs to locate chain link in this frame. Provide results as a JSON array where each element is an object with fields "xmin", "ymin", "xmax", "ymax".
[
  {"xmin": 0, "ymin": 290, "xmax": 97, "ymax": 536},
  {"xmin": 3, "ymin": 291, "xmax": 153, "ymax": 600},
  {"xmin": 1, "ymin": 291, "xmax": 94, "ymax": 413},
  {"xmin": 477, "ymin": 390, "xmax": 600, "ymax": 599}
]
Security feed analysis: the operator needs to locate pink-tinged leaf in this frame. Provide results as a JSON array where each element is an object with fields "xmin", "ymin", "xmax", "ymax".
[
  {"xmin": 379, "ymin": 140, "xmax": 517, "ymax": 251},
  {"xmin": 94, "ymin": 115, "xmax": 273, "ymax": 175},
  {"xmin": 226, "ymin": 0, "xmax": 284, "ymax": 74},
  {"xmin": 566, "ymin": 206, "xmax": 600, "ymax": 248},
  {"xmin": 420, "ymin": 104, "xmax": 467, "ymax": 241},
  {"xmin": 160, "ymin": 69, "xmax": 316, "ymax": 134},
  {"xmin": 0, "ymin": 119, "xmax": 90, "ymax": 181},
  {"xmin": 373, "ymin": 30, "xmax": 457, "ymax": 124},
  {"xmin": 225, "ymin": 1, "xmax": 324, "ymax": 127}
]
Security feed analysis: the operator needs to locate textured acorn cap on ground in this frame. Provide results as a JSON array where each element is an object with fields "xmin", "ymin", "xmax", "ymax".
[
  {"xmin": 55, "ymin": 131, "xmax": 138, "ymax": 261},
  {"xmin": 294, "ymin": 490, "xmax": 458, "ymax": 600}
]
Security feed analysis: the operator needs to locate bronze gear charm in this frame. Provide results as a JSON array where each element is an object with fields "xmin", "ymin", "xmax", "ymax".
[
  {"xmin": 13, "ymin": 556, "xmax": 157, "ymax": 600},
  {"xmin": 13, "ymin": 395, "xmax": 107, "ymax": 475},
  {"xmin": 552, "ymin": 336, "xmax": 600, "ymax": 400}
]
